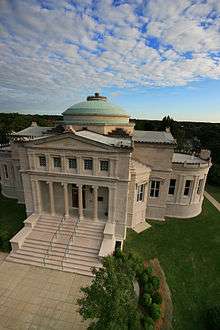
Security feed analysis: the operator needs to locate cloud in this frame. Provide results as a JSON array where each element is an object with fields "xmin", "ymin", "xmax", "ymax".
[{"xmin": 0, "ymin": 0, "xmax": 220, "ymax": 113}]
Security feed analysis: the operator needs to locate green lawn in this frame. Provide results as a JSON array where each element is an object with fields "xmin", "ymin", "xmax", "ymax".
[
  {"xmin": 0, "ymin": 191, "xmax": 26, "ymax": 251},
  {"xmin": 206, "ymin": 184, "xmax": 220, "ymax": 203},
  {"xmin": 124, "ymin": 199, "xmax": 220, "ymax": 330}
]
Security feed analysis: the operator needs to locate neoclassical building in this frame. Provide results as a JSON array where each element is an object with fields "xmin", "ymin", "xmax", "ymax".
[{"xmin": 0, "ymin": 93, "xmax": 211, "ymax": 275}]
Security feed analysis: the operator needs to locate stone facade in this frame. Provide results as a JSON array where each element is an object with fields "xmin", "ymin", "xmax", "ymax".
[{"xmin": 0, "ymin": 94, "xmax": 211, "ymax": 274}]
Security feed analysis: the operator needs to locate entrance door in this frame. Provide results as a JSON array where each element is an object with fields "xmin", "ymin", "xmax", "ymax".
[{"xmin": 72, "ymin": 185, "xmax": 86, "ymax": 208}]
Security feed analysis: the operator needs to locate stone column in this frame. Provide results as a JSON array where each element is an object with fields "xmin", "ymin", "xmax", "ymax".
[
  {"xmin": 31, "ymin": 180, "xmax": 38, "ymax": 213},
  {"xmin": 176, "ymin": 175, "xmax": 185, "ymax": 203},
  {"xmin": 200, "ymin": 174, "xmax": 207, "ymax": 202},
  {"xmin": 93, "ymin": 186, "xmax": 98, "ymax": 221},
  {"xmin": 36, "ymin": 180, "xmax": 42, "ymax": 213},
  {"xmin": 48, "ymin": 181, "xmax": 55, "ymax": 215},
  {"xmin": 77, "ymin": 184, "xmax": 84, "ymax": 221},
  {"xmin": 48, "ymin": 155, "xmax": 52, "ymax": 172},
  {"xmin": 108, "ymin": 186, "xmax": 116, "ymax": 223},
  {"xmin": 93, "ymin": 157, "xmax": 99, "ymax": 176},
  {"xmin": 190, "ymin": 176, "xmax": 199, "ymax": 204},
  {"xmin": 63, "ymin": 183, "xmax": 69, "ymax": 217}
]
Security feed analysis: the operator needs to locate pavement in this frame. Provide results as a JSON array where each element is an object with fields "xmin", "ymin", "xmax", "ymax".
[
  {"xmin": 0, "ymin": 257, "xmax": 91, "ymax": 330},
  {"xmin": 204, "ymin": 191, "xmax": 220, "ymax": 212}
]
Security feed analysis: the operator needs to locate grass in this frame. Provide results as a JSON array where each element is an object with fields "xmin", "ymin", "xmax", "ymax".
[
  {"xmin": 0, "ymin": 191, "xmax": 26, "ymax": 251},
  {"xmin": 206, "ymin": 184, "xmax": 220, "ymax": 203},
  {"xmin": 124, "ymin": 199, "xmax": 220, "ymax": 330}
]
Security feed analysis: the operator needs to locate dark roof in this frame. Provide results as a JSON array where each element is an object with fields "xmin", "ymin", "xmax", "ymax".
[{"xmin": 133, "ymin": 130, "xmax": 176, "ymax": 145}]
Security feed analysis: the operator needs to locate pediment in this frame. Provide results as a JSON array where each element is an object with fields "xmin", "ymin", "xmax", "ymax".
[{"xmin": 26, "ymin": 133, "xmax": 115, "ymax": 152}]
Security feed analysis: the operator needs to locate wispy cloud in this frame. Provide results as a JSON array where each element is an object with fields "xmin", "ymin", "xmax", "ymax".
[{"xmin": 0, "ymin": 0, "xmax": 220, "ymax": 113}]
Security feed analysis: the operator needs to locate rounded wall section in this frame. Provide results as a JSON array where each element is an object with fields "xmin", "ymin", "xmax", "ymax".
[
  {"xmin": 165, "ymin": 162, "xmax": 210, "ymax": 219},
  {"xmin": 166, "ymin": 200, "xmax": 203, "ymax": 218}
]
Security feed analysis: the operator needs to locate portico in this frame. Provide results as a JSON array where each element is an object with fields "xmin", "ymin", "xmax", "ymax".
[{"xmin": 32, "ymin": 179, "xmax": 113, "ymax": 222}]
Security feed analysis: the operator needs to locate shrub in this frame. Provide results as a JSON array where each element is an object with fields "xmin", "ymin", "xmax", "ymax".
[
  {"xmin": 149, "ymin": 303, "xmax": 161, "ymax": 321},
  {"xmin": 146, "ymin": 266, "xmax": 153, "ymax": 275},
  {"xmin": 143, "ymin": 316, "xmax": 154, "ymax": 330},
  {"xmin": 205, "ymin": 306, "xmax": 220, "ymax": 330},
  {"xmin": 152, "ymin": 291, "xmax": 162, "ymax": 305},
  {"xmin": 143, "ymin": 293, "xmax": 152, "ymax": 307},
  {"xmin": 151, "ymin": 276, "xmax": 160, "ymax": 290},
  {"xmin": 144, "ymin": 283, "xmax": 154, "ymax": 294},
  {"xmin": 141, "ymin": 273, "xmax": 149, "ymax": 285},
  {"xmin": 0, "ymin": 228, "xmax": 10, "ymax": 252}
]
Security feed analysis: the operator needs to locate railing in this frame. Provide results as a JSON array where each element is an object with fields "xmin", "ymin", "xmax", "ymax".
[
  {"xmin": 43, "ymin": 214, "xmax": 65, "ymax": 266},
  {"xmin": 61, "ymin": 217, "xmax": 80, "ymax": 270}
]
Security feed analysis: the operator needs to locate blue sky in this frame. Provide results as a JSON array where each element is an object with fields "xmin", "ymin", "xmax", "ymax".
[{"xmin": 0, "ymin": 0, "xmax": 220, "ymax": 122}]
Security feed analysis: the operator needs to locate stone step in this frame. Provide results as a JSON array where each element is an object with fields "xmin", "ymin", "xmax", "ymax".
[
  {"xmin": 77, "ymin": 221, "xmax": 105, "ymax": 229},
  {"xmin": 25, "ymin": 237, "xmax": 100, "ymax": 253},
  {"xmin": 36, "ymin": 220, "xmax": 76, "ymax": 227},
  {"xmin": 21, "ymin": 244, "xmax": 99, "ymax": 262},
  {"xmin": 15, "ymin": 249, "xmax": 100, "ymax": 267},
  {"xmin": 33, "ymin": 225, "xmax": 75, "ymax": 235},
  {"xmin": 7, "ymin": 255, "xmax": 93, "ymax": 277},
  {"xmin": 9, "ymin": 251, "xmax": 100, "ymax": 272}
]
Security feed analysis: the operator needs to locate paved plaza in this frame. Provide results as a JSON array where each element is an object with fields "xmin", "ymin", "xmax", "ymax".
[{"xmin": 0, "ymin": 255, "xmax": 91, "ymax": 330}]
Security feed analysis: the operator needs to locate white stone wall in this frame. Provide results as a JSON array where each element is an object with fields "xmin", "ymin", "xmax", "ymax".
[{"xmin": 165, "ymin": 163, "xmax": 210, "ymax": 218}]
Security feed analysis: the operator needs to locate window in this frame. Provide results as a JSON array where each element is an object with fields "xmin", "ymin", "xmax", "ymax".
[
  {"xmin": 100, "ymin": 160, "xmax": 109, "ymax": 171},
  {"xmin": 3, "ymin": 164, "xmax": 8, "ymax": 179},
  {"xmin": 69, "ymin": 158, "xmax": 77, "ymax": 169},
  {"xmin": 150, "ymin": 180, "xmax": 160, "ymax": 197},
  {"xmin": 137, "ymin": 184, "xmax": 145, "ymax": 202},
  {"xmin": 39, "ymin": 156, "xmax": 46, "ymax": 167},
  {"xmin": 84, "ymin": 159, "xmax": 93, "ymax": 170},
  {"xmin": 197, "ymin": 179, "xmax": 204, "ymax": 194},
  {"xmin": 53, "ymin": 157, "xmax": 61, "ymax": 168},
  {"xmin": 184, "ymin": 180, "xmax": 192, "ymax": 196},
  {"xmin": 168, "ymin": 179, "xmax": 176, "ymax": 195}
]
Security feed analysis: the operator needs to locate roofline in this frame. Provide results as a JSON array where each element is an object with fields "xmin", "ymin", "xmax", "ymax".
[{"xmin": 62, "ymin": 112, "xmax": 129, "ymax": 118}]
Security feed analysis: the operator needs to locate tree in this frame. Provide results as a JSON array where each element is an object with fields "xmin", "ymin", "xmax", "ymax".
[
  {"xmin": 78, "ymin": 252, "xmax": 162, "ymax": 330},
  {"xmin": 78, "ymin": 255, "xmax": 141, "ymax": 330}
]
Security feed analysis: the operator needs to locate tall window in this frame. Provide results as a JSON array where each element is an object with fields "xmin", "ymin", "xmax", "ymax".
[
  {"xmin": 197, "ymin": 179, "xmax": 203, "ymax": 194},
  {"xmin": 84, "ymin": 159, "xmax": 93, "ymax": 170},
  {"xmin": 137, "ymin": 184, "xmax": 145, "ymax": 202},
  {"xmin": 168, "ymin": 179, "xmax": 176, "ymax": 195},
  {"xmin": 100, "ymin": 160, "xmax": 109, "ymax": 171},
  {"xmin": 3, "ymin": 164, "xmax": 8, "ymax": 179},
  {"xmin": 53, "ymin": 157, "xmax": 61, "ymax": 168},
  {"xmin": 150, "ymin": 180, "xmax": 160, "ymax": 197},
  {"xmin": 69, "ymin": 158, "xmax": 77, "ymax": 169},
  {"xmin": 184, "ymin": 180, "xmax": 192, "ymax": 196},
  {"xmin": 39, "ymin": 155, "xmax": 46, "ymax": 167}
]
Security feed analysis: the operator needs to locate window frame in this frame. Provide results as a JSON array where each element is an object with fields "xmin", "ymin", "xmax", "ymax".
[
  {"xmin": 184, "ymin": 180, "xmax": 192, "ymax": 196},
  {"xmin": 100, "ymin": 160, "xmax": 109, "ymax": 171},
  {"xmin": 168, "ymin": 179, "xmax": 176, "ymax": 195},
  {"xmin": 150, "ymin": 180, "xmax": 160, "ymax": 198},
  {"xmin": 197, "ymin": 178, "xmax": 203, "ymax": 194},
  {"xmin": 53, "ymin": 157, "xmax": 61, "ymax": 168},
  {"xmin": 84, "ymin": 158, "xmax": 93, "ymax": 170},
  {"xmin": 3, "ymin": 164, "xmax": 9, "ymax": 179},
  {"xmin": 137, "ymin": 184, "xmax": 145, "ymax": 202},
  {"xmin": 39, "ymin": 155, "xmax": 46, "ymax": 167},
  {"xmin": 68, "ymin": 158, "xmax": 77, "ymax": 169}
]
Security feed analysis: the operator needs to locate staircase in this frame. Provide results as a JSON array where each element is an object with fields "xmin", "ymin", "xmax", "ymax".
[{"xmin": 7, "ymin": 215, "xmax": 105, "ymax": 276}]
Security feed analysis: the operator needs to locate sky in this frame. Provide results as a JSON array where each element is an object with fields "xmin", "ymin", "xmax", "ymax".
[{"xmin": 0, "ymin": 0, "xmax": 220, "ymax": 122}]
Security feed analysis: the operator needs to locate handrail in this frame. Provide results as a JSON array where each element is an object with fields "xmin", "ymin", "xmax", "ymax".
[
  {"xmin": 61, "ymin": 217, "xmax": 79, "ymax": 270},
  {"xmin": 43, "ymin": 214, "xmax": 65, "ymax": 266}
]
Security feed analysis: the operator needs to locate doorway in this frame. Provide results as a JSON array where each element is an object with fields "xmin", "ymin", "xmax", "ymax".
[{"xmin": 72, "ymin": 184, "xmax": 86, "ymax": 208}]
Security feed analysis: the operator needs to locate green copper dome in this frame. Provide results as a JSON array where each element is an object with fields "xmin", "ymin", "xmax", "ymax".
[{"xmin": 63, "ymin": 93, "xmax": 128, "ymax": 118}]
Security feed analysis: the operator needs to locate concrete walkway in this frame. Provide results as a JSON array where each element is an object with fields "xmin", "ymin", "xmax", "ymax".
[
  {"xmin": 204, "ymin": 191, "xmax": 220, "ymax": 212},
  {"xmin": 0, "ymin": 260, "xmax": 91, "ymax": 329}
]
